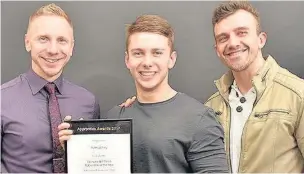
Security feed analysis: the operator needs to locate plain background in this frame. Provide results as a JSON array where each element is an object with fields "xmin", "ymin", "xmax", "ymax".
[{"xmin": 2, "ymin": 1, "xmax": 304, "ymax": 115}]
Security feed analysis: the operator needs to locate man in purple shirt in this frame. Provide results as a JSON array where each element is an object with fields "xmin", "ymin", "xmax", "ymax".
[{"xmin": 1, "ymin": 3, "xmax": 100, "ymax": 173}]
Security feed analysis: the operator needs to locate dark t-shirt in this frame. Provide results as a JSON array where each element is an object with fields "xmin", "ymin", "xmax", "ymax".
[{"xmin": 106, "ymin": 92, "xmax": 229, "ymax": 173}]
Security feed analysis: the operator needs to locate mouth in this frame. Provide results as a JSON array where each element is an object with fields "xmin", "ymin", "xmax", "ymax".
[
  {"xmin": 139, "ymin": 71, "xmax": 157, "ymax": 77},
  {"xmin": 225, "ymin": 48, "xmax": 248, "ymax": 57},
  {"xmin": 40, "ymin": 56, "xmax": 63, "ymax": 63}
]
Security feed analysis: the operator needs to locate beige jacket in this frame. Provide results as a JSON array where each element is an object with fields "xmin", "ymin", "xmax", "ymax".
[{"xmin": 205, "ymin": 55, "xmax": 304, "ymax": 173}]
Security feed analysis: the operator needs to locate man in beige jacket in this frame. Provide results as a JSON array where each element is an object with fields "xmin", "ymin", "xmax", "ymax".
[{"xmin": 205, "ymin": 1, "xmax": 304, "ymax": 173}]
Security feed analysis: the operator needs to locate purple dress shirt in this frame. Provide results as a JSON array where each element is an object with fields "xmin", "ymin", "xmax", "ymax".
[{"xmin": 1, "ymin": 69, "xmax": 100, "ymax": 173}]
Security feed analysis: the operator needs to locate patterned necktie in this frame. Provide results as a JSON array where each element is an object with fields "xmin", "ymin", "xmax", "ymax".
[{"xmin": 45, "ymin": 83, "xmax": 65, "ymax": 173}]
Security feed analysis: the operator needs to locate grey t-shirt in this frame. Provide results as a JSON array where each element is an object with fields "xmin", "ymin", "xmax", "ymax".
[{"xmin": 106, "ymin": 92, "xmax": 229, "ymax": 173}]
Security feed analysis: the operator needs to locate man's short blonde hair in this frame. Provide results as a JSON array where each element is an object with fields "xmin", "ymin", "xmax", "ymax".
[{"xmin": 28, "ymin": 3, "xmax": 73, "ymax": 30}]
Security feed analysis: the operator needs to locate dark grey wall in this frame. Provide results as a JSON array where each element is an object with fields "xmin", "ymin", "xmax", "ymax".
[{"xmin": 2, "ymin": 1, "xmax": 304, "ymax": 115}]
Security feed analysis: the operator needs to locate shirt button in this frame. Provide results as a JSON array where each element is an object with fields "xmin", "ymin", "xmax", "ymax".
[
  {"xmin": 240, "ymin": 97, "xmax": 246, "ymax": 103},
  {"xmin": 236, "ymin": 106, "xmax": 243, "ymax": 112}
]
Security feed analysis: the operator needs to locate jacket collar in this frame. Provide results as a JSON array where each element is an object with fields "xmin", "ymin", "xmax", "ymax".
[{"xmin": 214, "ymin": 55, "xmax": 279, "ymax": 104}]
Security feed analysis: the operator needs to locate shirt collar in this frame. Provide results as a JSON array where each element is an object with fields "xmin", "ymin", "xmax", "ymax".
[
  {"xmin": 25, "ymin": 69, "xmax": 63, "ymax": 95},
  {"xmin": 231, "ymin": 80, "xmax": 256, "ymax": 96}
]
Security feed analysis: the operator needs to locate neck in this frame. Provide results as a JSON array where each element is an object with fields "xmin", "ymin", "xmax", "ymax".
[
  {"xmin": 232, "ymin": 53, "xmax": 265, "ymax": 94},
  {"xmin": 32, "ymin": 61, "xmax": 62, "ymax": 82},
  {"xmin": 136, "ymin": 83, "xmax": 177, "ymax": 103}
]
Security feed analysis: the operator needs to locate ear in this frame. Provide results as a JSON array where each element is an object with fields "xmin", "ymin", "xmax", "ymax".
[
  {"xmin": 70, "ymin": 39, "xmax": 75, "ymax": 56},
  {"xmin": 25, "ymin": 34, "xmax": 31, "ymax": 52},
  {"xmin": 168, "ymin": 51, "xmax": 177, "ymax": 69},
  {"xmin": 258, "ymin": 31, "xmax": 267, "ymax": 49},
  {"xmin": 125, "ymin": 51, "xmax": 131, "ymax": 69}
]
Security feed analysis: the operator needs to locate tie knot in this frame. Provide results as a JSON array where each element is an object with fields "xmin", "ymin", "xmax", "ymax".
[{"xmin": 45, "ymin": 83, "xmax": 56, "ymax": 94}]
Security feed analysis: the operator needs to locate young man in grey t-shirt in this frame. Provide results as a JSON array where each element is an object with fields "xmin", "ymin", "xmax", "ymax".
[{"xmin": 58, "ymin": 15, "xmax": 229, "ymax": 173}]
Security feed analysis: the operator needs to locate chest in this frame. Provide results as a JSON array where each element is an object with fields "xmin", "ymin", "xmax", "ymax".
[
  {"xmin": 212, "ymin": 91, "xmax": 299, "ymax": 170},
  {"xmin": 119, "ymin": 109, "xmax": 194, "ymax": 159},
  {"xmin": 2, "ymin": 93, "xmax": 95, "ymax": 151}
]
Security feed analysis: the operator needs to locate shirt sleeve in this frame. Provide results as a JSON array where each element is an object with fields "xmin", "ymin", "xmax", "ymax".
[
  {"xmin": 104, "ymin": 106, "xmax": 123, "ymax": 119},
  {"xmin": 187, "ymin": 108, "xmax": 229, "ymax": 173}
]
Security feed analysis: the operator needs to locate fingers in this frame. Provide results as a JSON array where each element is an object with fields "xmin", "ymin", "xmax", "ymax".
[
  {"xmin": 59, "ymin": 115, "xmax": 73, "ymax": 130},
  {"xmin": 119, "ymin": 102, "xmax": 125, "ymax": 107},
  {"xmin": 58, "ymin": 129, "xmax": 73, "ymax": 137},
  {"xmin": 63, "ymin": 115, "xmax": 72, "ymax": 122},
  {"xmin": 125, "ymin": 98, "xmax": 132, "ymax": 106},
  {"xmin": 59, "ymin": 129, "xmax": 73, "ymax": 141},
  {"xmin": 131, "ymin": 96, "xmax": 136, "ymax": 102},
  {"xmin": 59, "ymin": 115, "xmax": 74, "ymax": 149},
  {"xmin": 125, "ymin": 96, "xmax": 136, "ymax": 107},
  {"xmin": 59, "ymin": 129, "xmax": 73, "ymax": 149},
  {"xmin": 119, "ymin": 96, "xmax": 137, "ymax": 107},
  {"xmin": 58, "ymin": 122, "xmax": 71, "ymax": 131}
]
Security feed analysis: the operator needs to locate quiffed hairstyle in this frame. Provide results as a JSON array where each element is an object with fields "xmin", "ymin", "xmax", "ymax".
[
  {"xmin": 212, "ymin": 0, "xmax": 261, "ymax": 34},
  {"xmin": 28, "ymin": 3, "xmax": 72, "ymax": 28},
  {"xmin": 125, "ymin": 15, "xmax": 175, "ymax": 52}
]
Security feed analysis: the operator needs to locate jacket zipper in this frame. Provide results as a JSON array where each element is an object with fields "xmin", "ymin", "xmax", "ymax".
[
  {"xmin": 222, "ymin": 99, "xmax": 233, "ymax": 172},
  {"xmin": 254, "ymin": 109, "xmax": 290, "ymax": 118},
  {"xmin": 238, "ymin": 119, "xmax": 249, "ymax": 173},
  {"xmin": 215, "ymin": 81, "xmax": 233, "ymax": 172}
]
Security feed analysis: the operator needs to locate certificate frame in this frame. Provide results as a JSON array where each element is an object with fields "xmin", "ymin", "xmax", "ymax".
[{"xmin": 64, "ymin": 118, "xmax": 133, "ymax": 173}]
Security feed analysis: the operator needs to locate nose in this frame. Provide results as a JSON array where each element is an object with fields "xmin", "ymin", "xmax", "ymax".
[
  {"xmin": 142, "ymin": 55, "xmax": 153, "ymax": 68},
  {"xmin": 47, "ymin": 41, "xmax": 59, "ymax": 55},
  {"xmin": 227, "ymin": 34, "xmax": 240, "ymax": 48}
]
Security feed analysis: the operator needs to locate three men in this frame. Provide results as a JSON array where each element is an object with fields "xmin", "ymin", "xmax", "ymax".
[{"xmin": 2, "ymin": 1, "xmax": 303, "ymax": 173}]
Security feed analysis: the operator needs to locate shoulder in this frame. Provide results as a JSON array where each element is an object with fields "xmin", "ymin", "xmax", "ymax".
[
  {"xmin": 178, "ymin": 93, "xmax": 221, "ymax": 127},
  {"xmin": 1, "ymin": 74, "xmax": 28, "ymax": 112},
  {"xmin": 176, "ymin": 92, "xmax": 206, "ymax": 107},
  {"xmin": 175, "ymin": 93, "xmax": 217, "ymax": 119},
  {"xmin": 274, "ymin": 67, "xmax": 304, "ymax": 99},
  {"xmin": 1, "ymin": 74, "xmax": 24, "ymax": 92},
  {"xmin": 105, "ymin": 105, "xmax": 124, "ymax": 119},
  {"xmin": 1, "ymin": 75, "xmax": 27, "ymax": 104},
  {"xmin": 62, "ymin": 78, "xmax": 97, "ymax": 101},
  {"xmin": 106, "ymin": 103, "xmax": 140, "ymax": 117},
  {"xmin": 204, "ymin": 91, "xmax": 221, "ymax": 104}
]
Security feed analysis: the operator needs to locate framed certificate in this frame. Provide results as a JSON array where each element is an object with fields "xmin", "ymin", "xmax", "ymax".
[{"xmin": 65, "ymin": 119, "xmax": 133, "ymax": 174}]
